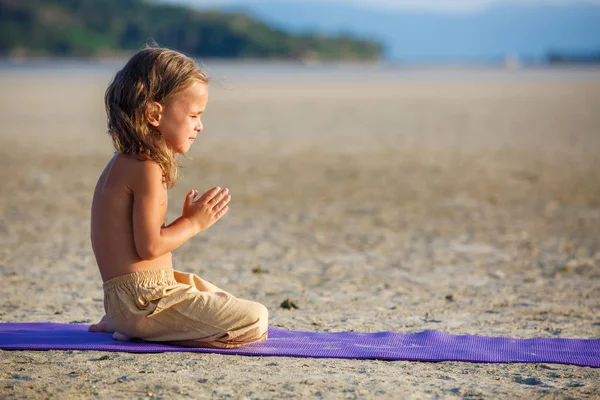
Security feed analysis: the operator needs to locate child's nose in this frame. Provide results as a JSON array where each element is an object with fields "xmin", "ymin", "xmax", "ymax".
[{"xmin": 195, "ymin": 121, "xmax": 203, "ymax": 132}]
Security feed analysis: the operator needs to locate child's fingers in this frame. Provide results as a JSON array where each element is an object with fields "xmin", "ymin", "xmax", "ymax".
[
  {"xmin": 215, "ymin": 205, "xmax": 229, "ymax": 219},
  {"xmin": 213, "ymin": 195, "xmax": 231, "ymax": 212},
  {"xmin": 209, "ymin": 188, "xmax": 229, "ymax": 206},
  {"xmin": 197, "ymin": 186, "xmax": 221, "ymax": 202},
  {"xmin": 186, "ymin": 190, "xmax": 195, "ymax": 205}
]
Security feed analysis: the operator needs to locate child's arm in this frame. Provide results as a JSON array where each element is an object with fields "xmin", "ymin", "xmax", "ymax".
[{"xmin": 131, "ymin": 161, "xmax": 229, "ymax": 260}]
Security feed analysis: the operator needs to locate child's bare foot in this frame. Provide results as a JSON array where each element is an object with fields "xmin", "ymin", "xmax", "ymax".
[
  {"xmin": 112, "ymin": 332, "xmax": 132, "ymax": 341},
  {"xmin": 88, "ymin": 316, "xmax": 132, "ymax": 341},
  {"xmin": 88, "ymin": 316, "xmax": 114, "ymax": 333}
]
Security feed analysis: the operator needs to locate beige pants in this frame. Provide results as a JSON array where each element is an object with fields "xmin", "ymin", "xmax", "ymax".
[{"xmin": 100, "ymin": 269, "xmax": 268, "ymax": 348}]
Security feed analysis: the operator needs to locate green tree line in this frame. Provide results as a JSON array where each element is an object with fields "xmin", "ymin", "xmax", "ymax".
[{"xmin": 0, "ymin": 0, "xmax": 383, "ymax": 60}]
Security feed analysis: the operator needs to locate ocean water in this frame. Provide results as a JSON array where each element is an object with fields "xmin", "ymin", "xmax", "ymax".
[{"xmin": 0, "ymin": 59, "xmax": 599, "ymax": 83}]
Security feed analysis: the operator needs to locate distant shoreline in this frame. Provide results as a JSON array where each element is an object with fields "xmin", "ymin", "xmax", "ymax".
[
  {"xmin": 1, "ymin": 55, "xmax": 598, "ymax": 69},
  {"xmin": 1, "ymin": 57, "xmax": 599, "ymax": 69},
  {"xmin": 1, "ymin": 59, "xmax": 599, "ymax": 86}
]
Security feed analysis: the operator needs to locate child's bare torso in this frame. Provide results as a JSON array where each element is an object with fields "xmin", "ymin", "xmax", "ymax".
[{"xmin": 91, "ymin": 153, "xmax": 172, "ymax": 282}]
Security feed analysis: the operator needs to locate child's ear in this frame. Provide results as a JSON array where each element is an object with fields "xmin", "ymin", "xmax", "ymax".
[{"xmin": 145, "ymin": 102, "xmax": 163, "ymax": 127}]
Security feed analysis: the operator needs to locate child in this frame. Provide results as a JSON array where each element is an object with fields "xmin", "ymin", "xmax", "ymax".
[{"xmin": 88, "ymin": 47, "xmax": 268, "ymax": 348}]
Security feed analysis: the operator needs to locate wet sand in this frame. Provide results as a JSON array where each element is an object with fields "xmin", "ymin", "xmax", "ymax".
[{"xmin": 0, "ymin": 64, "xmax": 599, "ymax": 398}]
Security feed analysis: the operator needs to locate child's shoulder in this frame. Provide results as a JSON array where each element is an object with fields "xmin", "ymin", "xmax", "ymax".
[{"xmin": 111, "ymin": 153, "xmax": 163, "ymax": 185}]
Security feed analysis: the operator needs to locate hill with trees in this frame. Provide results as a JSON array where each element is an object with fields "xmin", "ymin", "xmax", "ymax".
[{"xmin": 0, "ymin": 0, "xmax": 383, "ymax": 60}]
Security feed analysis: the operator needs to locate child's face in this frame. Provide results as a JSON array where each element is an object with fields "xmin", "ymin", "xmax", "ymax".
[{"xmin": 157, "ymin": 82, "xmax": 209, "ymax": 154}]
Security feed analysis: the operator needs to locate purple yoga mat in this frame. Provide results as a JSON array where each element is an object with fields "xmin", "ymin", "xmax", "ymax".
[{"xmin": 0, "ymin": 323, "xmax": 598, "ymax": 367}]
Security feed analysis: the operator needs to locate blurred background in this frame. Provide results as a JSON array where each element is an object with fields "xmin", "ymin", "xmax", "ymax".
[
  {"xmin": 0, "ymin": 0, "xmax": 599, "ymax": 339},
  {"xmin": 2, "ymin": 2, "xmax": 600, "ymax": 397},
  {"xmin": 2, "ymin": 0, "xmax": 600, "ymax": 63}
]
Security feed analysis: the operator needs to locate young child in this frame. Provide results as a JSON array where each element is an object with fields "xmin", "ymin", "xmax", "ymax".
[{"xmin": 88, "ymin": 47, "xmax": 268, "ymax": 348}]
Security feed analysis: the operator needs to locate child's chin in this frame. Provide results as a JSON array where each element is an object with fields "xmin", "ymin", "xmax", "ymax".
[{"xmin": 176, "ymin": 145, "xmax": 191, "ymax": 154}]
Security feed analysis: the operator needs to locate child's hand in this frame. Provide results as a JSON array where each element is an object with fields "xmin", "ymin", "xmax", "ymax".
[{"xmin": 183, "ymin": 186, "xmax": 230, "ymax": 233}]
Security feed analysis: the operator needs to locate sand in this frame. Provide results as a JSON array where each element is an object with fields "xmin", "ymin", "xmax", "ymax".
[{"xmin": 0, "ymin": 64, "xmax": 599, "ymax": 399}]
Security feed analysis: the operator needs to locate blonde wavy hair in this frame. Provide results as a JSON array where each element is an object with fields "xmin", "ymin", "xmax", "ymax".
[{"xmin": 105, "ymin": 47, "xmax": 208, "ymax": 188}]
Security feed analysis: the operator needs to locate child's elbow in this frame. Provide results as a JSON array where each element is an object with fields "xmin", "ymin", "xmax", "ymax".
[{"xmin": 136, "ymin": 243, "xmax": 162, "ymax": 261}]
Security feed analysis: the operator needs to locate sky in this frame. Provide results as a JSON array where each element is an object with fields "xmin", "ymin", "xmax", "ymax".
[
  {"xmin": 160, "ymin": 0, "xmax": 600, "ymax": 13},
  {"xmin": 158, "ymin": 0, "xmax": 600, "ymax": 61}
]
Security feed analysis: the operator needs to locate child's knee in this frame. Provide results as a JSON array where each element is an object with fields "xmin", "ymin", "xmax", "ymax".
[{"xmin": 249, "ymin": 302, "xmax": 269, "ymax": 337}]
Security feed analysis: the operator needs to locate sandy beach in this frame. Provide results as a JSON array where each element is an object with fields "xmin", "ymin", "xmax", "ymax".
[{"xmin": 0, "ymin": 63, "xmax": 599, "ymax": 398}]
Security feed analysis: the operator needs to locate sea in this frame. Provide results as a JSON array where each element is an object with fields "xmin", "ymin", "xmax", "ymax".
[{"xmin": 0, "ymin": 59, "xmax": 599, "ymax": 84}]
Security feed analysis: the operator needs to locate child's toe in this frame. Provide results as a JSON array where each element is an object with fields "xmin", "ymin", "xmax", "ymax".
[
  {"xmin": 88, "ymin": 319, "xmax": 113, "ymax": 333},
  {"xmin": 112, "ymin": 332, "xmax": 132, "ymax": 341}
]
